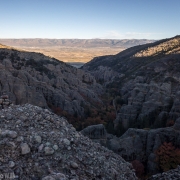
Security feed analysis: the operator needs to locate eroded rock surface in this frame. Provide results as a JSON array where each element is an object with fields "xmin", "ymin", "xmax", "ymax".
[
  {"xmin": 110, "ymin": 122, "xmax": 180, "ymax": 175},
  {"xmin": 81, "ymin": 124, "xmax": 107, "ymax": 139},
  {"xmin": 83, "ymin": 36, "xmax": 180, "ymax": 131},
  {"xmin": 0, "ymin": 47, "xmax": 102, "ymax": 118},
  {"xmin": 82, "ymin": 122, "xmax": 180, "ymax": 175}
]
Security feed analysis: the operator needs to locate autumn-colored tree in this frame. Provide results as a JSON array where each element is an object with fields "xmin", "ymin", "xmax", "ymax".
[
  {"xmin": 131, "ymin": 160, "xmax": 144, "ymax": 178},
  {"xmin": 155, "ymin": 142, "xmax": 180, "ymax": 172},
  {"xmin": 47, "ymin": 92, "xmax": 118, "ymax": 133}
]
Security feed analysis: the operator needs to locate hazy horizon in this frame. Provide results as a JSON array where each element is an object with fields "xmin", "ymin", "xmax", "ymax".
[{"xmin": 0, "ymin": 38, "xmax": 156, "ymax": 40}]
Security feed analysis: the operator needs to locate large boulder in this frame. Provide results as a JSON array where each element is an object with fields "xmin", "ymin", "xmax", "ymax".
[{"xmin": 81, "ymin": 124, "xmax": 107, "ymax": 139}]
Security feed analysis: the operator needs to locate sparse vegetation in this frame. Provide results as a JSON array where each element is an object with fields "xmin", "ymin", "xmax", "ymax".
[
  {"xmin": 131, "ymin": 160, "xmax": 145, "ymax": 178},
  {"xmin": 155, "ymin": 142, "xmax": 180, "ymax": 172}
]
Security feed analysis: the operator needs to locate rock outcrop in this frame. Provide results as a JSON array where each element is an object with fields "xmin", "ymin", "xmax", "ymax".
[
  {"xmin": 81, "ymin": 124, "xmax": 107, "ymax": 139},
  {"xmin": 0, "ymin": 47, "xmax": 102, "ymax": 118},
  {"xmin": 82, "ymin": 122, "xmax": 180, "ymax": 175},
  {"xmin": 109, "ymin": 120, "xmax": 180, "ymax": 175},
  {"xmin": 81, "ymin": 124, "xmax": 108, "ymax": 146},
  {"xmin": 0, "ymin": 104, "xmax": 137, "ymax": 179},
  {"xmin": 81, "ymin": 124, "xmax": 120, "ymax": 148},
  {"xmin": 0, "ymin": 93, "xmax": 12, "ymax": 109}
]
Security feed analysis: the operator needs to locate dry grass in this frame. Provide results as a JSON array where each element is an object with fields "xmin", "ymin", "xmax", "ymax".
[
  {"xmin": 0, "ymin": 44, "xmax": 13, "ymax": 49},
  {"xmin": 14, "ymin": 46, "xmax": 124, "ymax": 63}
]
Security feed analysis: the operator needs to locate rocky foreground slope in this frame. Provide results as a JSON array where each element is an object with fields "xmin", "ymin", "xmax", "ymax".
[
  {"xmin": 82, "ymin": 35, "xmax": 180, "ymax": 133},
  {"xmin": 148, "ymin": 166, "xmax": 180, "ymax": 180},
  {"xmin": 0, "ymin": 103, "xmax": 137, "ymax": 180},
  {"xmin": 0, "ymin": 44, "xmax": 102, "ymax": 118}
]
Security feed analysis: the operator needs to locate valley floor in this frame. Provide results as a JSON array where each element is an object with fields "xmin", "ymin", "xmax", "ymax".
[{"xmin": 10, "ymin": 46, "xmax": 124, "ymax": 63}]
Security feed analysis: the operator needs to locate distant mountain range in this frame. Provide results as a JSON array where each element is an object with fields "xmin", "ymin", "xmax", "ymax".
[{"xmin": 0, "ymin": 39, "xmax": 155, "ymax": 48}]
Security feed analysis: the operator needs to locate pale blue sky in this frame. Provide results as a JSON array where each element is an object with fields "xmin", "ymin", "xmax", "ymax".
[{"xmin": 0, "ymin": 0, "xmax": 180, "ymax": 39}]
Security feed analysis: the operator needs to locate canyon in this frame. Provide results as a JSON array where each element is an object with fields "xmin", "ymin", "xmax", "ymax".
[{"xmin": 1, "ymin": 36, "xmax": 180, "ymax": 179}]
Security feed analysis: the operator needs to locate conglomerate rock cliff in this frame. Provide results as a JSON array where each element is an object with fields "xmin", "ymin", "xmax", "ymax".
[
  {"xmin": 81, "ymin": 121, "xmax": 180, "ymax": 176},
  {"xmin": 0, "ymin": 45, "xmax": 102, "ymax": 118},
  {"xmin": 110, "ymin": 121, "xmax": 180, "ymax": 175},
  {"xmin": 0, "ymin": 104, "xmax": 137, "ymax": 180},
  {"xmin": 82, "ymin": 35, "xmax": 180, "ymax": 132}
]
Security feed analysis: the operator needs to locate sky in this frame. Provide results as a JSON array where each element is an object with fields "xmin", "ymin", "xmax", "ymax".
[{"xmin": 0, "ymin": 0, "xmax": 180, "ymax": 40}]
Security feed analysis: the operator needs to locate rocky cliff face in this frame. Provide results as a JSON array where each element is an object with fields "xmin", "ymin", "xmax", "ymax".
[
  {"xmin": 113, "ymin": 121, "xmax": 180, "ymax": 175},
  {"xmin": 82, "ymin": 35, "xmax": 180, "ymax": 132},
  {"xmin": 0, "ymin": 104, "xmax": 137, "ymax": 179},
  {"xmin": 0, "ymin": 46, "xmax": 102, "ymax": 118},
  {"xmin": 81, "ymin": 121, "xmax": 180, "ymax": 176}
]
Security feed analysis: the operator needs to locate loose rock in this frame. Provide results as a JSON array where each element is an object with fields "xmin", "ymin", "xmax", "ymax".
[
  {"xmin": 44, "ymin": 147, "xmax": 55, "ymax": 155},
  {"xmin": 21, "ymin": 143, "xmax": 30, "ymax": 155},
  {"xmin": 70, "ymin": 162, "xmax": 78, "ymax": 169},
  {"xmin": 0, "ymin": 104, "xmax": 137, "ymax": 179}
]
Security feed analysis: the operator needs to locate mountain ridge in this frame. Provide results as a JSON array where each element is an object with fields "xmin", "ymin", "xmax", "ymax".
[
  {"xmin": 82, "ymin": 35, "xmax": 180, "ymax": 86},
  {"xmin": 0, "ymin": 39, "xmax": 155, "ymax": 63},
  {"xmin": 0, "ymin": 38, "xmax": 155, "ymax": 48}
]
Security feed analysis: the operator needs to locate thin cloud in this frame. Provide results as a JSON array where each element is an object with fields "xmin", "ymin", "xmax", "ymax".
[
  {"xmin": 101, "ymin": 30, "xmax": 123, "ymax": 39},
  {"xmin": 126, "ymin": 32, "xmax": 152, "ymax": 36},
  {"xmin": 99, "ymin": 31, "xmax": 163, "ymax": 39}
]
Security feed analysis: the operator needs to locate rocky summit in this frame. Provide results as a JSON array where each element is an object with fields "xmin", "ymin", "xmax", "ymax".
[{"xmin": 0, "ymin": 104, "xmax": 137, "ymax": 180}]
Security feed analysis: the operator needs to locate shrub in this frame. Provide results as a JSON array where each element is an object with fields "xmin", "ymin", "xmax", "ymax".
[
  {"xmin": 131, "ymin": 160, "xmax": 144, "ymax": 178},
  {"xmin": 155, "ymin": 142, "xmax": 180, "ymax": 172}
]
